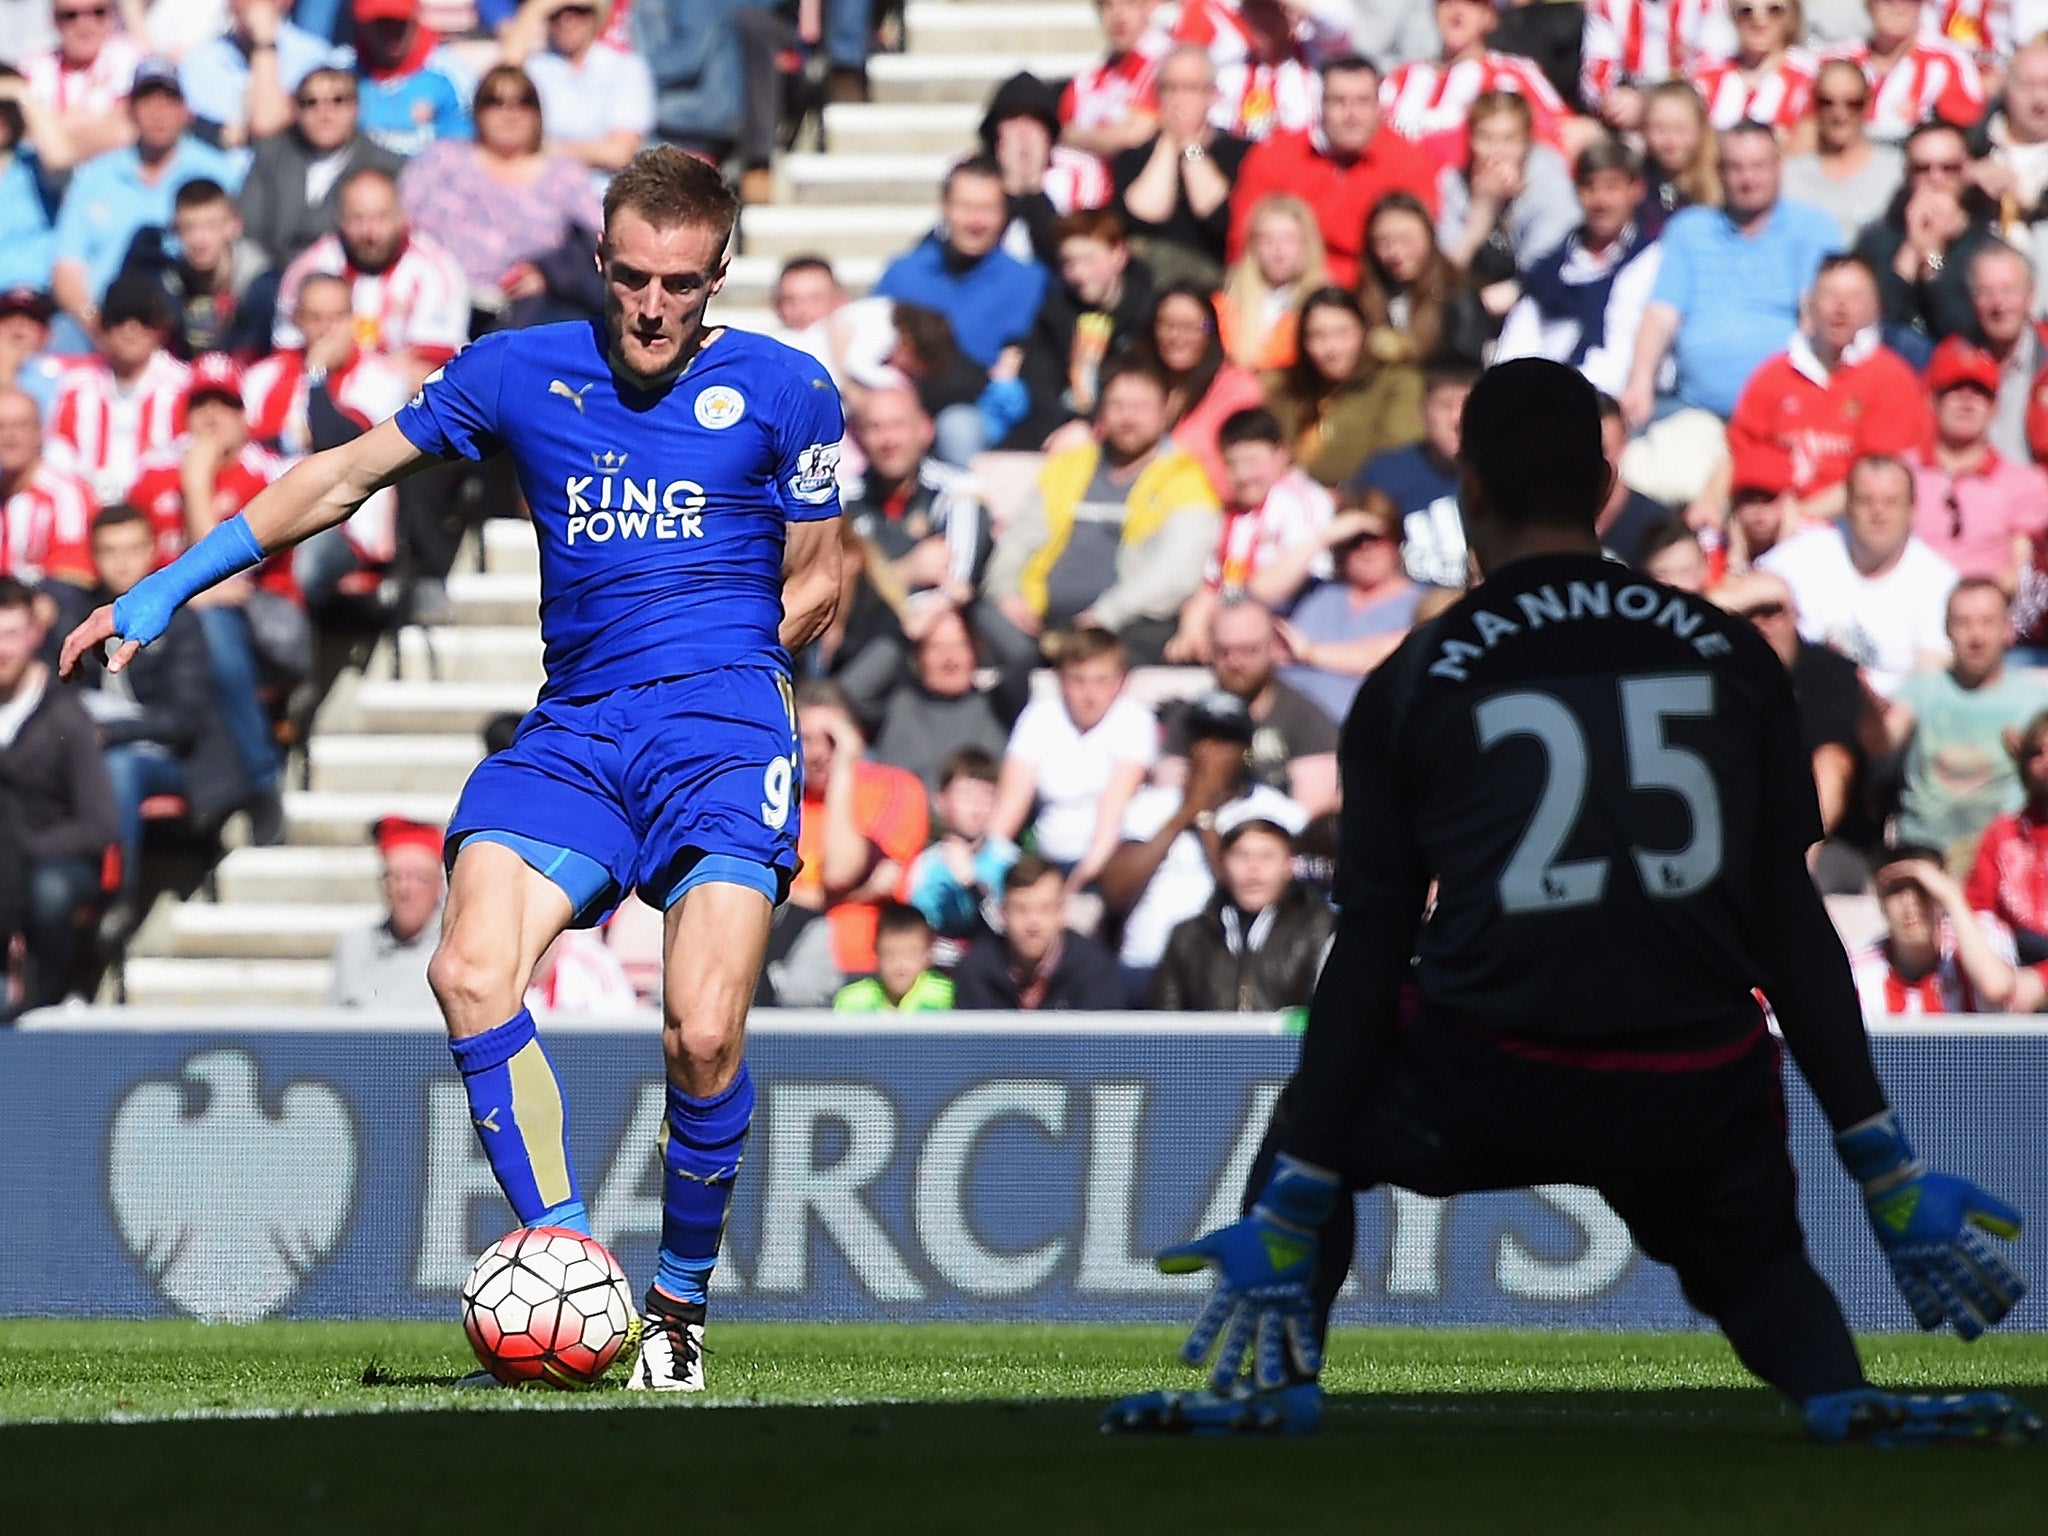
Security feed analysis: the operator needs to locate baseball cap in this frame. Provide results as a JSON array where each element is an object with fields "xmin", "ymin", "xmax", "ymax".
[
  {"xmin": 1924, "ymin": 336, "xmax": 2002, "ymax": 397},
  {"xmin": 129, "ymin": 57, "xmax": 183, "ymax": 100},
  {"xmin": 353, "ymin": 0, "xmax": 420, "ymax": 21},
  {"xmin": 1183, "ymin": 690, "xmax": 1255, "ymax": 743},
  {"xmin": 185, "ymin": 352, "xmax": 243, "ymax": 408},
  {"xmin": 373, "ymin": 816, "xmax": 444, "ymax": 861},
  {"xmin": 0, "ymin": 287, "xmax": 54, "ymax": 323},
  {"xmin": 1215, "ymin": 794, "xmax": 1310, "ymax": 844}
]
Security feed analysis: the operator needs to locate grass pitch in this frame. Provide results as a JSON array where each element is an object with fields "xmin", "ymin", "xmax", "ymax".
[{"xmin": 5, "ymin": 1323, "xmax": 2048, "ymax": 1535}]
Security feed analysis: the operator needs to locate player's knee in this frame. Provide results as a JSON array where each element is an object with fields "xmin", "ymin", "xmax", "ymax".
[
  {"xmin": 661, "ymin": 1012, "xmax": 745, "ymax": 1096},
  {"xmin": 428, "ymin": 935, "xmax": 523, "ymax": 1032}
]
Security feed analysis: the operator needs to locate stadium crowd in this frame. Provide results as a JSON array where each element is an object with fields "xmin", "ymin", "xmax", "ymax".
[{"xmin": 10, "ymin": 0, "xmax": 2048, "ymax": 1018}]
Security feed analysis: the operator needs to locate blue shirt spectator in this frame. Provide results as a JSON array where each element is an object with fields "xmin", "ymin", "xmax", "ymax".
[
  {"xmin": 50, "ymin": 65, "xmax": 244, "ymax": 322},
  {"xmin": 873, "ymin": 160, "xmax": 1047, "ymax": 369},
  {"xmin": 351, "ymin": 0, "xmax": 472, "ymax": 158},
  {"xmin": 0, "ymin": 148, "xmax": 54, "ymax": 294},
  {"xmin": 180, "ymin": 2, "xmax": 347, "ymax": 143},
  {"xmin": 1346, "ymin": 368, "xmax": 1472, "ymax": 591},
  {"xmin": 0, "ymin": 288, "xmax": 66, "ymax": 420},
  {"xmin": 1632, "ymin": 123, "xmax": 1839, "ymax": 421}
]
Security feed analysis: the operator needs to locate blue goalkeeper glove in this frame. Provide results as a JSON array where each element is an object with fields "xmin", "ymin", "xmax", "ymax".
[
  {"xmin": 1156, "ymin": 1154, "xmax": 1339, "ymax": 1393},
  {"xmin": 1836, "ymin": 1110, "xmax": 2027, "ymax": 1340}
]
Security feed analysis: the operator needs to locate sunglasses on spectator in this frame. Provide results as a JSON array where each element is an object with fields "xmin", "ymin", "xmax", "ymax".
[
  {"xmin": 553, "ymin": 3, "xmax": 598, "ymax": 13},
  {"xmin": 297, "ymin": 90, "xmax": 355, "ymax": 108},
  {"xmin": 1733, "ymin": 2, "xmax": 1788, "ymax": 16},
  {"xmin": 54, "ymin": 4, "xmax": 109, "ymax": 18},
  {"xmin": 481, "ymin": 91, "xmax": 540, "ymax": 109}
]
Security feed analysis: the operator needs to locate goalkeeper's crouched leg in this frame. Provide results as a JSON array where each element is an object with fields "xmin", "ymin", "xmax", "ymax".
[{"xmin": 1694, "ymin": 1245, "xmax": 1868, "ymax": 1406}]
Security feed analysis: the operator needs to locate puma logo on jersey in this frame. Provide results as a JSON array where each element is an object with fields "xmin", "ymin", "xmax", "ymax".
[{"xmin": 549, "ymin": 379, "xmax": 595, "ymax": 413}]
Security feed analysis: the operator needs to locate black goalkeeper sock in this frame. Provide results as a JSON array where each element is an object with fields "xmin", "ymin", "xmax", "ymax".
[{"xmin": 1706, "ymin": 1247, "xmax": 1867, "ymax": 1404}]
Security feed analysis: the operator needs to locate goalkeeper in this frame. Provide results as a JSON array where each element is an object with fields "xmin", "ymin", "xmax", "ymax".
[{"xmin": 1105, "ymin": 367, "xmax": 2037, "ymax": 1447}]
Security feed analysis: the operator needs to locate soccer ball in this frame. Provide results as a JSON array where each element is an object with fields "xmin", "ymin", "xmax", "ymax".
[{"xmin": 461, "ymin": 1226, "xmax": 635, "ymax": 1388}]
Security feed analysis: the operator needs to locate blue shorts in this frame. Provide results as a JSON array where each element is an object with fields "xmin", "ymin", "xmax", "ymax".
[{"xmin": 446, "ymin": 667, "xmax": 801, "ymax": 926}]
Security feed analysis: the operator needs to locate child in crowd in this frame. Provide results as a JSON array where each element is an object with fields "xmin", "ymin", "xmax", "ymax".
[
  {"xmin": 907, "ymin": 747, "xmax": 1020, "ymax": 965},
  {"xmin": 834, "ymin": 903, "xmax": 956, "ymax": 1013}
]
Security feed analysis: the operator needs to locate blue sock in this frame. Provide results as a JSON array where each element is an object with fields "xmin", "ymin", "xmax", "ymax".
[
  {"xmin": 655, "ymin": 1061, "xmax": 754, "ymax": 1305},
  {"xmin": 448, "ymin": 1009, "xmax": 589, "ymax": 1235}
]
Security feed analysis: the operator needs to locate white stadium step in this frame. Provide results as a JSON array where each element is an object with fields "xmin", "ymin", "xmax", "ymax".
[
  {"xmin": 214, "ymin": 845, "xmax": 383, "ymax": 905},
  {"xmin": 480, "ymin": 516, "xmax": 537, "ymax": 574},
  {"xmin": 902, "ymin": 2, "xmax": 1103, "ymax": 54},
  {"xmin": 396, "ymin": 625, "xmax": 545, "ymax": 686},
  {"xmin": 352, "ymin": 680, "xmax": 538, "ymax": 736},
  {"xmin": 307, "ymin": 733, "xmax": 485, "ymax": 795},
  {"xmin": 869, "ymin": 51, "xmax": 1099, "ymax": 103},
  {"xmin": 781, "ymin": 152, "xmax": 955, "ymax": 206},
  {"xmin": 738, "ymin": 202, "xmax": 935, "ymax": 260},
  {"xmin": 447, "ymin": 570, "xmax": 540, "ymax": 626},
  {"xmin": 823, "ymin": 101, "xmax": 982, "ymax": 155},
  {"xmin": 151, "ymin": 902, "xmax": 386, "ymax": 961},
  {"xmin": 284, "ymin": 789, "xmax": 460, "ymax": 846},
  {"xmin": 120, "ymin": 958, "xmax": 334, "ymax": 1007}
]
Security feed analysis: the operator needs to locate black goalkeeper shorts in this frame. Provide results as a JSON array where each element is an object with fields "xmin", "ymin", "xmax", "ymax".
[{"xmin": 1333, "ymin": 1020, "xmax": 1807, "ymax": 1319}]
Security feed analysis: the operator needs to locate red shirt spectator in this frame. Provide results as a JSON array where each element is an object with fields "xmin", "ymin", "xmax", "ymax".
[
  {"xmin": 1726, "ymin": 342, "xmax": 1929, "ymax": 509},
  {"xmin": 1062, "ymin": 0, "xmax": 1170, "ymax": 156},
  {"xmin": 1969, "ymin": 810, "xmax": 2048, "ymax": 940},
  {"xmin": 1910, "ymin": 337, "xmax": 2048, "ymax": 590},
  {"xmin": 47, "ymin": 276, "xmax": 190, "ymax": 506},
  {"xmin": 1227, "ymin": 61, "xmax": 1437, "ymax": 288},
  {"xmin": 0, "ymin": 385, "xmax": 95, "ymax": 585},
  {"xmin": 1689, "ymin": 51, "xmax": 1819, "ymax": 132},
  {"xmin": 1381, "ymin": 0, "xmax": 1568, "ymax": 169},
  {"xmin": 1825, "ymin": 27, "xmax": 1984, "ymax": 143}
]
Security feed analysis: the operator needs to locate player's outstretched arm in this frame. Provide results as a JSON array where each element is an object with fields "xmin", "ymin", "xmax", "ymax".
[
  {"xmin": 780, "ymin": 517, "xmax": 843, "ymax": 654},
  {"xmin": 60, "ymin": 419, "xmax": 433, "ymax": 677}
]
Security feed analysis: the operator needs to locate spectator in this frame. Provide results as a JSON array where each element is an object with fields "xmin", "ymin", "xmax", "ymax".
[
  {"xmin": 1853, "ymin": 121, "xmax": 1999, "ymax": 360},
  {"xmin": 499, "ymin": 0, "xmax": 653, "ymax": 195},
  {"xmin": 1168, "ymin": 0, "xmax": 1360, "ymax": 142},
  {"xmin": 1910, "ymin": 336, "xmax": 2048, "ymax": 594},
  {"xmin": 873, "ymin": 157, "xmax": 1049, "ymax": 373},
  {"xmin": 47, "ymin": 273, "xmax": 188, "ymax": 505},
  {"xmin": 1727, "ymin": 450, "xmax": 1795, "ymax": 571},
  {"xmin": 1141, "ymin": 281, "xmax": 1264, "ymax": 500},
  {"xmin": 21, "ymin": 0, "xmax": 142, "ymax": 161},
  {"xmin": 119, "ymin": 176, "xmax": 276, "ymax": 359},
  {"xmin": 246, "ymin": 270, "xmax": 410, "ymax": 608},
  {"xmin": 1357, "ymin": 0, "xmax": 1438, "ymax": 72},
  {"xmin": 235, "ymin": 65, "xmax": 403, "ymax": 270},
  {"xmin": 1494, "ymin": 134, "xmax": 1663, "ymax": 399},
  {"xmin": 790, "ymin": 679, "xmax": 930, "ymax": 977},
  {"xmin": 1828, "ymin": 0, "xmax": 1984, "ymax": 146},
  {"xmin": 1709, "ymin": 254, "xmax": 1932, "ymax": 540},
  {"xmin": 1225, "ymin": 55, "xmax": 1438, "ymax": 291},
  {"xmin": 989, "ymin": 626, "xmax": 1157, "ymax": 890},
  {"xmin": 1215, "ymin": 193, "xmax": 1324, "ymax": 373},
  {"xmin": 951, "ymin": 853, "xmax": 1124, "ymax": 1010},
  {"xmin": 1263, "ymin": 487, "xmax": 1422, "ymax": 722},
  {"xmin": 1347, "ymin": 361, "xmax": 1473, "ymax": 590},
  {"xmin": 1098, "ymin": 688, "xmax": 1304, "ymax": 1001},
  {"xmin": 983, "ymin": 359, "xmax": 1220, "ymax": 664},
  {"xmin": 350, "ymin": 0, "xmax": 472, "ymax": 159},
  {"xmin": 1109, "ymin": 45, "xmax": 1248, "ymax": 290},
  {"xmin": 0, "ymin": 289, "xmax": 68, "ymax": 424},
  {"xmin": 1782, "ymin": 56, "xmax": 1904, "ymax": 242},
  {"xmin": 1355, "ymin": 191, "xmax": 1492, "ymax": 370},
  {"xmin": 76, "ymin": 503, "xmax": 251, "ymax": 905},
  {"xmin": 1636, "ymin": 77, "xmax": 1722, "ymax": 236},
  {"xmin": 1151, "ymin": 797, "xmax": 1329, "ymax": 1011},
  {"xmin": 1760, "ymin": 453, "xmax": 1960, "ymax": 694},
  {"xmin": 772, "ymin": 254, "xmax": 843, "ymax": 339},
  {"xmin": 0, "ymin": 384, "xmax": 95, "ymax": 587},
  {"xmin": 1851, "ymin": 843, "xmax": 2032, "ymax": 1014},
  {"xmin": 524, "ymin": 927, "xmax": 639, "ymax": 1015},
  {"xmin": 1594, "ymin": 389, "xmax": 1674, "ymax": 568},
  {"xmin": 1640, "ymin": 516, "xmax": 1711, "ymax": 590},
  {"xmin": 753, "ymin": 900, "xmax": 842, "ymax": 1007},
  {"xmin": 877, "ymin": 301, "xmax": 1010, "ymax": 468},
  {"xmin": 178, "ymin": 0, "xmax": 344, "ymax": 148},
  {"xmin": 1061, "ymin": 0, "xmax": 1168, "ymax": 166},
  {"xmin": 0, "ymin": 574, "xmax": 116, "ymax": 1011},
  {"xmin": 1264, "ymin": 286, "xmax": 1425, "ymax": 489},
  {"xmin": 273, "ymin": 165, "xmax": 467, "ymax": 389},
  {"xmin": 1182, "ymin": 596, "xmax": 1339, "ymax": 813},
  {"xmin": 1007, "ymin": 208, "xmax": 1155, "ymax": 451},
  {"xmin": 839, "ymin": 606, "xmax": 1018, "ymax": 798},
  {"xmin": 726, "ymin": 0, "xmax": 798, "ymax": 205},
  {"xmin": 1875, "ymin": 579, "xmax": 2048, "ymax": 862},
  {"xmin": 1165, "ymin": 403, "xmax": 1333, "ymax": 660},
  {"xmin": 0, "ymin": 69, "xmax": 74, "ymax": 298},
  {"xmin": 1966, "ymin": 707, "xmax": 2048, "ymax": 962},
  {"xmin": 1965, "ymin": 241, "xmax": 2047, "ymax": 465},
  {"xmin": 398, "ymin": 65, "xmax": 605, "ymax": 333},
  {"xmin": 832, "ymin": 901, "xmax": 955, "ymax": 1013},
  {"xmin": 48, "ymin": 61, "xmax": 243, "ymax": 335},
  {"xmin": 1973, "ymin": 40, "xmax": 2048, "ymax": 262},
  {"xmin": 976, "ymin": 73, "xmax": 1112, "ymax": 272},
  {"xmin": 1581, "ymin": 0, "xmax": 1735, "ymax": 134},
  {"xmin": 1379, "ymin": 0, "xmax": 1568, "ymax": 170},
  {"xmin": 1687, "ymin": 0, "xmax": 1817, "ymax": 132},
  {"xmin": 328, "ymin": 814, "xmax": 444, "ymax": 1009},
  {"xmin": 906, "ymin": 745, "xmax": 1019, "ymax": 951},
  {"xmin": 1435, "ymin": 89, "xmax": 1578, "ymax": 309}
]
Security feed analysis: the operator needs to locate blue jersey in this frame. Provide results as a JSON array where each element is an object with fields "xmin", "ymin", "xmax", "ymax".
[{"xmin": 393, "ymin": 320, "xmax": 844, "ymax": 701}]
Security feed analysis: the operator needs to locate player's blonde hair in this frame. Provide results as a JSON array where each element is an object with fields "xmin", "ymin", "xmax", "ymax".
[{"xmin": 603, "ymin": 146, "xmax": 741, "ymax": 251}]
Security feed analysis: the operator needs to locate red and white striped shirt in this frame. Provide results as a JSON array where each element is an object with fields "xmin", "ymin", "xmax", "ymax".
[
  {"xmin": 1172, "ymin": 0, "xmax": 1358, "ymax": 140},
  {"xmin": 126, "ymin": 440, "xmax": 287, "ymax": 569},
  {"xmin": 1849, "ymin": 913, "xmax": 2015, "ymax": 1016},
  {"xmin": 1688, "ymin": 50, "xmax": 1820, "ymax": 132},
  {"xmin": 1205, "ymin": 469, "xmax": 1333, "ymax": 592},
  {"xmin": 20, "ymin": 35, "xmax": 141, "ymax": 117},
  {"xmin": 273, "ymin": 233, "xmax": 471, "ymax": 363},
  {"xmin": 0, "ymin": 461, "xmax": 96, "ymax": 583},
  {"xmin": 244, "ymin": 348, "xmax": 411, "ymax": 563},
  {"xmin": 1580, "ymin": 0, "xmax": 1735, "ymax": 106},
  {"xmin": 1928, "ymin": 0, "xmax": 2009, "ymax": 62},
  {"xmin": 47, "ymin": 351, "xmax": 189, "ymax": 506},
  {"xmin": 526, "ymin": 931, "xmax": 640, "ymax": 1017},
  {"xmin": 1381, "ymin": 53, "xmax": 1570, "ymax": 169},
  {"xmin": 1826, "ymin": 37, "xmax": 1987, "ymax": 141},
  {"xmin": 1060, "ymin": 39, "xmax": 1168, "ymax": 132}
]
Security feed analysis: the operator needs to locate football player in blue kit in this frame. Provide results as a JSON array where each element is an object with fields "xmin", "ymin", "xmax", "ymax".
[{"xmin": 61, "ymin": 148, "xmax": 846, "ymax": 1391}]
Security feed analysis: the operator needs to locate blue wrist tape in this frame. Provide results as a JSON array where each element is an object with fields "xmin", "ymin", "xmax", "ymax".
[{"xmin": 112, "ymin": 514, "xmax": 266, "ymax": 647}]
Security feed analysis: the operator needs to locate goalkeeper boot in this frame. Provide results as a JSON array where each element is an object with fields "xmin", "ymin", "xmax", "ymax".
[
  {"xmin": 1804, "ymin": 1389, "xmax": 2045, "ymax": 1447},
  {"xmin": 1099, "ymin": 1382, "xmax": 1323, "ymax": 1437},
  {"xmin": 627, "ymin": 1287, "xmax": 706, "ymax": 1393}
]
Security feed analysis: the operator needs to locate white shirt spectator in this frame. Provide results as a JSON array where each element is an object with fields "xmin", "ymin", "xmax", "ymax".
[
  {"xmin": 145, "ymin": 0, "xmax": 230, "ymax": 58},
  {"xmin": 20, "ymin": 29, "xmax": 139, "ymax": 114},
  {"xmin": 526, "ymin": 930, "xmax": 639, "ymax": 1017},
  {"xmin": 1116, "ymin": 781, "xmax": 1301, "ymax": 966},
  {"xmin": 1580, "ymin": 0, "xmax": 1734, "ymax": 105},
  {"xmin": 526, "ymin": 42, "xmax": 655, "ymax": 194},
  {"xmin": 1208, "ymin": 468, "xmax": 1332, "ymax": 590},
  {"xmin": 272, "ymin": 229, "xmax": 470, "ymax": 362},
  {"xmin": 1758, "ymin": 523, "xmax": 1960, "ymax": 695},
  {"xmin": 47, "ymin": 350, "xmax": 190, "ymax": 505},
  {"xmin": 1002, "ymin": 691, "xmax": 1159, "ymax": 866},
  {"xmin": 1, "ymin": 460, "xmax": 95, "ymax": 580},
  {"xmin": 1492, "ymin": 234, "xmax": 1664, "ymax": 398},
  {"xmin": 1848, "ymin": 911, "xmax": 2016, "ymax": 1017}
]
